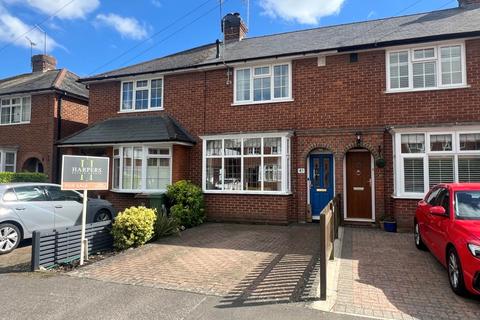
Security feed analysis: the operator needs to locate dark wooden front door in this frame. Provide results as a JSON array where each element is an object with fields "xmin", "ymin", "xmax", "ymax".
[{"xmin": 346, "ymin": 151, "xmax": 373, "ymax": 219}]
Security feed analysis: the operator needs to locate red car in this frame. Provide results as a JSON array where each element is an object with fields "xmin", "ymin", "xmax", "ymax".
[{"xmin": 414, "ymin": 183, "xmax": 480, "ymax": 296}]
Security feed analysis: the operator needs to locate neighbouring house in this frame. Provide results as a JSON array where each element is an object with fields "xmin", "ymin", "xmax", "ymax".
[
  {"xmin": 59, "ymin": 0, "xmax": 480, "ymax": 230},
  {"xmin": 0, "ymin": 54, "xmax": 89, "ymax": 181}
]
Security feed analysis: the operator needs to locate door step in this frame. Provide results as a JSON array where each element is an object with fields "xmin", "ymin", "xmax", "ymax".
[{"xmin": 342, "ymin": 220, "xmax": 378, "ymax": 228}]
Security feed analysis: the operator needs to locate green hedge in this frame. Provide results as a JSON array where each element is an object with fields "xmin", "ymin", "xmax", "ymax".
[
  {"xmin": 112, "ymin": 206, "xmax": 157, "ymax": 250},
  {"xmin": 0, "ymin": 172, "xmax": 48, "ymax": 183}
]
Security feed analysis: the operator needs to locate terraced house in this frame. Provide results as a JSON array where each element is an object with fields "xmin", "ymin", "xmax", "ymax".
[
  {"xmin": 0, "ymin": 54, "xmax": 88, "ymax": 181},
  {"xmin": 59, "ymin": 0, "xmax": 480, "ymax": 230}
]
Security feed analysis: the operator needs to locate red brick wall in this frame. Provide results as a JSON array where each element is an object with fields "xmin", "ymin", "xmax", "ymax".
[
  {"xmin": 0, "ymin": 94, "xmax": 55, "ymax": 178},
  {"xmin": 57, "ymin": 96, "xmax": 88, "ymax": 139},
  {"xmin": 0, "ymin": 93, "xmax": 88, "ymax": 181},
  {"xmin": 205, "ymin": 194, "xmax": 292, "ymax": 225},
  {"xmin": 85, "ymin": 39, "xmax": 480, "ymax": 226}
]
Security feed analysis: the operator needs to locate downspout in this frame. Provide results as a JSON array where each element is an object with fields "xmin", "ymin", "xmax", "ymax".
[{"xmin": 55, "ymin": 93, "xmax": 64, "ymax": 183}]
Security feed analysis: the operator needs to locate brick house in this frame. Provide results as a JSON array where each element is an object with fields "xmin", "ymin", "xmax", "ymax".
[
  {"xmin": 0, "ymin": 54, "xmax": 88, "ymax": 181},
  {"xmin": 59, "ymin": 0, "xmax": 480, "ymax": 230}
]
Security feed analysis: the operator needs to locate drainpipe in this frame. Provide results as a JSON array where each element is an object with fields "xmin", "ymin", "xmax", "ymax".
[{"xmin": 55, "ymin": 93, "xmax": 64, "ymax": 183}]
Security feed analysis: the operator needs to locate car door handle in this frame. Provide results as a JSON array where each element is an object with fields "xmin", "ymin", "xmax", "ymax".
[
  {"xmin": 55, "ymin": 205, "xmax": 63, "ymax": 209},
  {"xmin": 15, "ymin": 207, "xmax": 26, "ymax": 211}
]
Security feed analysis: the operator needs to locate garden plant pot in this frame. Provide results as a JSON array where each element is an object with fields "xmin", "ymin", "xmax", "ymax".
[{"xmin": 383, "ymin": 220, "xmax": 397, "ymax": 233}]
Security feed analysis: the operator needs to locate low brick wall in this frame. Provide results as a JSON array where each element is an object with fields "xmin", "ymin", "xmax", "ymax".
[
  {"xmin": 392, "ymin": 198, "xmax": 419, "ymax": 232},
  {"xmin": 205, "ymin": 194, "xmax": 292, "ymax": 225}
]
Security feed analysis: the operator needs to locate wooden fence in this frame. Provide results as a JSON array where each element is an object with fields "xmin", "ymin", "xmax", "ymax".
[{"xmin": 319, "ymin": 194, "xmax": 342, "ymax": 300}]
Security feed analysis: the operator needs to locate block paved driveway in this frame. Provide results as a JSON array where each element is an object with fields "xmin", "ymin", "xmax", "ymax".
[
  {"xmin": 71, "ymin": 223, "xmax": 321, "ymax": 307},
  {"xmin": 333, "ymin": 227, "xmax": 480, "ymax": 320}
]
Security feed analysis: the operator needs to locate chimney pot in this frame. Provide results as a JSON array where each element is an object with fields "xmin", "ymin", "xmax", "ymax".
[
  {"xmin": 222, "ymin": 12, "xmax": 248, "ymax": 43},
  {"xmin": 31, "ymin": 54, "xmax": 57, "ymax": 73}
]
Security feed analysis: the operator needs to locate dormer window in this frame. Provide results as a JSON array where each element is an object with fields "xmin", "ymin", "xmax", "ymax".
[
  {"xmin": 120, "ymin": 77, "xmax": 163, "ymax": 112},
  {"xmin": 234, "ymin": 62, "xmax": 292, "ymax": 105}
]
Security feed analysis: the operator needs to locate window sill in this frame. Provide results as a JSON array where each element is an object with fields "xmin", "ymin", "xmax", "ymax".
[
  {"xmin": 231, "ymin": 98, "xmax": 294, "ymax": 107},
  {"xmin": 118, "ymin": 108, "xmax": 164, "ymax": 114},
  {"xmin": 385, "ymin": 85, "xmax": 470, "ymax": 94},
  {"xmin": 0, "ymin": 122, "xmax": 30, "ymax": 126},
  {"xmin": 111, "ymin": 189, "xmax": 167, "ymax": 194},
  {"xmin": 203, "ymin": 190, "xmax": 292, "ymax": 196},
  {"xmin": 391, "ymin": 194, "xmax": 424, "ymax": 200}
]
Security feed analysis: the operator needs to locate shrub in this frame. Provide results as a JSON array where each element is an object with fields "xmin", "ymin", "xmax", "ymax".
[
  {"xmin": 0, "ymin": 172, "xmax": 48, "ymax": 183},
  {"xmin": 155, "ymin": 208, "xmax": 180, "ymax": 238},
  {"xmin": 166, "ymin": 180, "xmax": 205, "ymax": 228},
  {"xmin": 111, "ymin": 206, "xmax": 157, "ymax": 250}
]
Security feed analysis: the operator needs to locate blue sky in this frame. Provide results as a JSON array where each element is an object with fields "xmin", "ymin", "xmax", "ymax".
[{"xmin": 0, "ymin": 0, "xmax": 458, "ymax": 78}]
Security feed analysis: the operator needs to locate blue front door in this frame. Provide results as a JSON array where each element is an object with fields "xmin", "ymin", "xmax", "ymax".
[{"xmin": 309, "ymin": 154, "xmax": 334, "ymax": 219}]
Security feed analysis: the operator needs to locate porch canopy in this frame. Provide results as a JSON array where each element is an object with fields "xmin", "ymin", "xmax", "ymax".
[{"xmin": 57, "ymin": 115, "xmax": 196, "ymax": 146}]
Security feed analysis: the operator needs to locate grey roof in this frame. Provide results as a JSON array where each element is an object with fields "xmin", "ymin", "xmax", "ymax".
[
  {"xmin": 57, "ymin": 115, "xmax": 196, "ymax": 145},
  {"xmin": 83, "ymin": 4, "xmax": 480, "ymax": 81},
  {"xmin": 0, "ymin": 69, "xmax": 88, "ymax": 99}
]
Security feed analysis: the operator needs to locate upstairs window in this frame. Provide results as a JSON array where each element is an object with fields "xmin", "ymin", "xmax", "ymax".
[
  {"xmin": 121, "ymin": 78, "xmax": 163, "ymax": 111},
  {"xmin": 234, "ymin": 63, "xmax": 291, "ymax": 104},
  {"xmin": 0, "ymin": 97, "xmax": 31, "ymax": 125},
  {"xmin": 387, "ymin": 43, "xmax": 466, "ymax": 92}
]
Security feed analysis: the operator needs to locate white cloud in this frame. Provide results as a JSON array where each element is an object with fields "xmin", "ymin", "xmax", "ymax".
[
  {"xmin": 95, "ymin": 13, "xmax": 149, "ymax": 40},
  {"xmin": 151, "ymin": 0, "xmax": 161, "ymax": 8},
  {"xmin": 3, "ymin": 0, "xmax": 100, "ymax": 20},
  {"xmin": 0, "ymin": 4, "xmax": 59, "ymax": 51},
  {"xmin": 367, "ymin": 11, "xmax": 376, "ymax": 19},
  {"xmin": 260, "ymin": 0, "xmax": 346, "ymax": 25}
]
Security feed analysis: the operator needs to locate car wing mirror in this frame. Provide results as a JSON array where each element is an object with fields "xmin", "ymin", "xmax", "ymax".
[{"xmin": 429, "ymin": 206, "xmax": 447, "ymax": 216}]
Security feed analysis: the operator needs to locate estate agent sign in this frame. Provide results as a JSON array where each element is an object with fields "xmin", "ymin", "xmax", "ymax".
[
  {"xmin": 61, "ymin": 155, "xmax": 110, "ymax": 265},
  {"xmin": 61, "ymin": 155, "xmax": 110, "ymax": 190}
]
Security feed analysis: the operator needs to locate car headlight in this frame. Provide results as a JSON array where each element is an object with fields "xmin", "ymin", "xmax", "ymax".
[{"xmin": 468, "ymin": 244, "xmax": 480, "ymax": 257}]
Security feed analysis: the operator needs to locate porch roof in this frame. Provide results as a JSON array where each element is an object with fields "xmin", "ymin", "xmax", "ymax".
[{"xmin": 57, "ymin": 115, "xmax": 196, "ymax": 146}]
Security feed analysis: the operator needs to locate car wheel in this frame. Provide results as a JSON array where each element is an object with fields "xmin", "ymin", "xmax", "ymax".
[
  {"xmin": 0, "ymin": 223, "xmax": 21, "ymax": 255},
  {"xmin": 94, "ymin": 209, "xmax": 112, "ymax": 223},
  {"xmin": 414, "ymin": 221, "xmax": 427, "ymax": 250},
  {"xmin": 447, "ymin": 247, "xmax": 467, "ymax": 296}
]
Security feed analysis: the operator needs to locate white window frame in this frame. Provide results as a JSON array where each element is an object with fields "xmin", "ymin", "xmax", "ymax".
[
  {"xmin": 0, "ymin": 149, "xmax": 17, "ymax": 172},
  {"xmin": 233, "ymin": 62, "xmax": 293, "ymax": 105},
  {"xmin": 0, "ymin": 95, "xmax": 31, "ymax": 126},
  {"xmin": 120, "ymin": 76, "xmax": 164, "ymax": 112},
  {"xmin": 111, "ymin": 144, "xmax": 172, "ymax": 193},
  {"xmin": 386, "ymin": 41, "xmax": 467, "ymax": 93},
  {"xmin": 201, "ymin": 132, "xmax": 292, "ymax": 195},
  {"xmin": 394, "ymin": 127, "xmax": 480, "ymax": 198}
]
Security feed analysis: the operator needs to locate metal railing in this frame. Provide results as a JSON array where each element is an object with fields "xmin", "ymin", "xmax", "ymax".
[{"xmin": 319, "ymin": 194, "xmax": 342, "ymax": 300}]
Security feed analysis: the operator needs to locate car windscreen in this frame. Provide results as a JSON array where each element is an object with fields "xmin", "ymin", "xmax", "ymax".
[{"xmin": 455, "ymin": 191, "xmax": 480, "ymax": 220}]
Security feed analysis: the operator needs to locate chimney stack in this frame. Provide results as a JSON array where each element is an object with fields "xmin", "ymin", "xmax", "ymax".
[
  {"xmin": 458, "ymin": 0, "xmax": 480, "ymax": 7},
  {"xmin": 222, "ymin": 13, "xmax": 248, "ymax": 43},
  {"xmin": 31, "ymin": 54, "xmax": 57, "ymax": 73}
]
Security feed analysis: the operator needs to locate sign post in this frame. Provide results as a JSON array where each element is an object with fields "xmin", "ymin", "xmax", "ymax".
[{"xmin": 61, "ymin": 155, "xmax": 110, "ymax": 265}]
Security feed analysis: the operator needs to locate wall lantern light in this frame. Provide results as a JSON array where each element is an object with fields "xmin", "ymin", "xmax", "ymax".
[{"xmin": 355, "ymin": 132, "xmax": 363, "ymax": 146}]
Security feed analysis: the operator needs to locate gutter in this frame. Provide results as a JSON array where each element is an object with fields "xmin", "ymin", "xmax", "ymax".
[
  {"xmin": 0, "ymin": 88, "xmax": 89, "ymax": 102},
  {"xmin": 80, "ymin": 31, "xmax": 480, "ymax": 83}
]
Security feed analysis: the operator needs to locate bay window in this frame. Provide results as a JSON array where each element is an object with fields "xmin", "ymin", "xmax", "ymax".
[
  {"xmin": 203, "ymin": 133, "xmax": 291, "ymax": 194},
  {"xmin": 387, "ymin": 43, "xmax": 466, "ymax": 92},
  {"xmin": 120, "ymin": 77, "xmax": 163, "ymax": 111},
  {"xmin": 0, "ymin": 149, "xmax": 16, "ymax": 172},
  {"xmin": 234, "ymin": 63, "xmax": 291, "ymax": 104},
  {"xmin": 0, "ymin": 96, "xmax": 31, "ymax": 125},
  {"xmin": 113, "ymin": 145, "xmax": 171, "ymax": 192},
  {"xmin": 395, "ymin": 129, "xmax": 480, "ymax": 197}
]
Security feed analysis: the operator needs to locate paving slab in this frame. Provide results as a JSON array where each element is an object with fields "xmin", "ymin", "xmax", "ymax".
[{"xmin": 333, "ymin": 227, "xmax": 480, "ymax": 320}]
